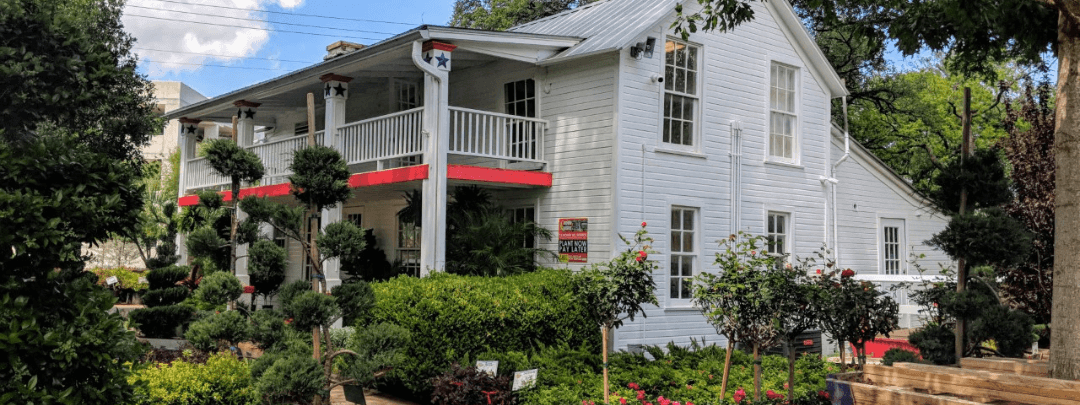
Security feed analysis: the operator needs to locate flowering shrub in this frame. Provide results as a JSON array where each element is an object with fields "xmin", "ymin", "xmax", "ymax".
[{"xmin": 813, "ymin": 267, "xmax": 899, "ymax": 368}]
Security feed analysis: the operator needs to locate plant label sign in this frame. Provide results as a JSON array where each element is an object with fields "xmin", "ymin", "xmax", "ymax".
[
  {"xmin": 105, "ymin": 276, "xmax": 119, "ymax": 286},
  {"xmin": 512, "ymin": 369, "xmax": 538, "ymax": 391},
  {"xmin": 476, "ymin": 360, "xmax": 498, "ymax": 377},
  {"xmin": 558, "ymin": 218, "xmax": 588, "ymax": 263}
]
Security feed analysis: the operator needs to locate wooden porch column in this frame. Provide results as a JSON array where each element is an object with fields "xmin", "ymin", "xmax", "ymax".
[
  {"xmin": 233, "ymin": 100, "xmax": 260, "ymax": 147},
  {"xmin": 415, "ymin": 40, "xmax": 455, "ymax": 275},
  {"xmin": 320, "ymin": 74, "xmax": 351, "ymax": 298}
]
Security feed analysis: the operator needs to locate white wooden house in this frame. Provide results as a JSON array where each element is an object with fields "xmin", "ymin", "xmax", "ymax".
[{"xmin": 165, "ymin": 0, "xmax": 950, "ymax": 350}]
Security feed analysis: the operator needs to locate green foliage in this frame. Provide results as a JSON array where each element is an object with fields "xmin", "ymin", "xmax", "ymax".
[
  {"xmin": 129, "ymin": 352, "xmax": 257, "ymax": 405},
  {"xmin": 144, "ymin": 201, "xmax": 181, "ymax": 270},
  {"xmin": 813, "ymin": 268, "xmax": 899, "ymax": 366},
  {"xmin": 927, "ymin": 207, "xmax": 1033, "ymax": 267},
  {"xmin": 369, "ymin": 270, "xmax": 599, "ymax": 399},
  {"xmin": 184, "ymin": 310, "xmax": 251, "ymax": 352},
  {"xmin": 969, "ymin": 305, "xmax": 1035, "ymax": 357},
  {"xmin": 141, "ymin": 286, "xmax": 191, "ymax": 307},
  {"xmin": 431, "ymin": 363, "xmax": 516, "ymax": 405},
  {"xmin": 186, "ymin": 226, "xmax": 230, "ymax": 272},
  {"xmin": 289, "ymin": 145, "xmax": 351, "ymax": 212},
  {"xmin": 248, "ymin": 239, "xmax": 287, "ymax": 298},
  {"xmin": 908, "ymin": 323, "xmax": 957, "ymax": 365},
  {"xmin": 333, "ymin": 281, "xmax": 375, "ymax": 327},
  {"xmin": 193, "ymin": 272, "xmax": 243, "ymax": 308},
  {"xmin": 317, "ymin": 220, "xmax": 366, "ymax": 260},
  {"xmin": 341, "ymin": 322, "xmax": 412, "ymax": 387},
  {"xmin": 203, "ymin": 139, "xmax": 265, "ymax": 186},
  {"xmin": 0, "ymin": 272, "xmax": 146, "ymax": 404},
  {"xmin": 239, "ymin": 196, "xmax": 306, "ymax": 242},
  {"xmin": 284, "ymin": 290, "xmax": 340, "ymax": 332},
  {"xmin": 146, "ymin": 265, "xmax": 191, "ymax": 291},
  {"xmin": 254, "ymin": 353, "xmax": 326, "ymax": 405},
  {"xmin": 574, "ymin": 224, "xmax": 659, "ymax": 330},
  {"xmin": 249, "ymin": 309, "xmax": 288, "ymax": 351},
  {"xmin": 278, "ymin": 279, "xmax": 314, "ymax": 309},
  {"xmin": 341, "ymin": 229, "xmax": 395, "ymax": 282},
  {"xmin": 930, "ymin": 148, "xmax": 1012, "ymax": 213},
  {"xmin": 694, "ymin": 232, "xmax": 784, "ymax": 351},
  {"xmin": 674, "ymin": 0, "xmax": 762, "ymax": 38},
  {"xmin": 90, "ymin": 267, "xmax": 148, "ymax": 291},
  {"xmin": 449, "ymin": 0, "xmax": 598, "ymax": 30},
  {"xmin": 881, "ymin": 348, "xmax": 921, "ymax": 366},
  {"xmin": 129, "ymin": 305, "xmax": 194, "ymax": 338}
]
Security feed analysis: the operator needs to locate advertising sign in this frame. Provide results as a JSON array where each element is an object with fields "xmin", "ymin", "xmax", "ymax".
[{"xmin": 557, "ymin": 218, "xmax": 588, "ymax": 263}]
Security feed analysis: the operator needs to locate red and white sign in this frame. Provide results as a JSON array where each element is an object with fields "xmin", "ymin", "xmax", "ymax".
[{"xmin": 558, "ymin": 218, "xmax": 588, "ymax": 263}]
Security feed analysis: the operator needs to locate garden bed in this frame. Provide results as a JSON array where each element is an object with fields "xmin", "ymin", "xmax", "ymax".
[{"xmin": 826, "ymin": 361, "xmax": 1080, "ymax": 404}]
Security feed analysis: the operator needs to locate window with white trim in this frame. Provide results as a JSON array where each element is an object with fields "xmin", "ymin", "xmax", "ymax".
[
  {"xmin": 393, "ymin": 80, "xmax": 420, "ymax": 112},
  {"xmin": 881, "ymin": 219, "xmax": 906, "ymax": 275},
  {"xmin": 769, "ymin": 63, "xmax": 798, "ymax": 162},
  {"xmin": 508, "ymin": 206, "xmax": 537, "ymax": 248},
  {"xmin": 670, "ymin": 207, "xmax": 697, "ymax": 300},
  {"xmin": 272, "ymin": 227, "xmax": 288, "ymax": 249},
  {"xmin": 504, "ymin": 79, "xmax": 537, "ymax": 160},
  {"xmin": 766, "ymin": 212, "xmax": 790, "ymax": 264},
  {"xmin": 663, "ymin": 39, "xmax": 699, "ymax": 147},
  {"xmin": 397, "ymin": 218, "xmax": 421, "ymax": 277}
]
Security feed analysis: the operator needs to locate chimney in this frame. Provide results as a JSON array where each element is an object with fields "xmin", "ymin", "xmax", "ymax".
[{"xmin": 324, "ymin": 41, "xmax": 365, "ymax": 60}]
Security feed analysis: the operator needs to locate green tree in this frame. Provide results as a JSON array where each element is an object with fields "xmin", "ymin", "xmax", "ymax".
[
  {"xmin": 449, "ymin": 0, "xmax": 598, "ymax": 30},
  {"xmin": 813, "ymin": 268, "xmax": 900, "ymax": 369},
  {"xmin": 248, "ymin": 239, "xmax": 288, "ymax": 309},
  {"xmin": 203, "ymin": 139, "xmax": 265, "ymax": 274},
  {"xmin": 675, "ymin": 0, "xmax": 1080, "ymax": 378},
  {"xmin": 574, "ymin": 223, "xmax": 658, "ymax": 404}
]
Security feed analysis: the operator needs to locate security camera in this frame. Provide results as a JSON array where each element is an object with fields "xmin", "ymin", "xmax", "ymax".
[{"xmin": 651, "ymin": 74, "xmax": 664, "ymax": 84}]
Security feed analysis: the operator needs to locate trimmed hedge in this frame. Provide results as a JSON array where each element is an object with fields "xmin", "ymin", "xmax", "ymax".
[
  {"xmin": 129, "ymin": 305, "xmax": 193, "ymax": 338},
  {"xmin": 146, "ymin": 266, "xmax": 189, "ymax": 291},
  {"xmin": 129, "ymin": 351, "xmax": 256, "ymax": 405},
  {"xmin": 141, "ymin": 286, "xmax": 190, "ymax": 307},
  {"xmin": 370, "ymin": 269, "xmax": 599, "ymax": 398}
]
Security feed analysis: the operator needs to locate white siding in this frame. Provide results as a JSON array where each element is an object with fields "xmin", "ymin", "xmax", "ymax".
[{"xmin": 613, "ymin": 1, "xmax": 834, "ymax": 351}]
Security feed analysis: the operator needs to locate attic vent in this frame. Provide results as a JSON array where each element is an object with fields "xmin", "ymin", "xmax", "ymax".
[{"xmin": 324, "ymin": 41, "xmax": 365, "ymax": 60}]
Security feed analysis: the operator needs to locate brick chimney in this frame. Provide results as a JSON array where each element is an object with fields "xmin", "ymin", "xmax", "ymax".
[{"xmin": 324, "ymin": 41, "xmax": 365, "ymax": 60}]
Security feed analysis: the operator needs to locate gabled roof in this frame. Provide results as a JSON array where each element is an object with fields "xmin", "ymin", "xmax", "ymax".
[
  {"xmin": 509, "ymin": 0, "xmax": 847, "ymax": 96},
  {"xmin": 830, "ymin": 125, "xmax": 938, "ymax": 210},
  {"xmin": 509, "ymin": 0, "xmax": 677, "ymax": 61}
]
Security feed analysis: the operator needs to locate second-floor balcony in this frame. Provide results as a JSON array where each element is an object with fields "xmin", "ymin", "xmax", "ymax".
[{"xmin": 183, "ymin": 106, "xmax": 547, "ymax": 193}]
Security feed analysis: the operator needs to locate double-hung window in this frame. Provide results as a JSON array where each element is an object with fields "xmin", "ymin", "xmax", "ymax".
[
  {"xmin": 670, "ymin": 207, "xmax": 697, "ymax": 301},
  {"xmin": 397, "ymin": 218, "xmax": 421, "ymax": 277},
  {"xmin": 881, "ymin": 219, "xmax": 906, "ymax": 275},
  {"xmin": 663, "ymin": 39, "xmax": 699, "ymax": 147},
  {"xmin": 769, "ymin": 63, "xmax": 798, "ymax": 162},
  {"xmin": 504, "ymin": 79, "xmax": 538, "ymax": 160},
  {"xmin": 508, "ymin": 206, "xmax": 537, "ymax": 249},
  {"xmin": 766, "ymin": 212, "xmax": 790, "ymax": 266}
]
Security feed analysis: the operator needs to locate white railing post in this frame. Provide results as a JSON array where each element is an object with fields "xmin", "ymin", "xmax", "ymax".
[
  {"xmin": 177, "ymin": 117, "xmax": 200, "ymax": 196},
  {"xmin": 320, "ymin": 73, "xmax": 351, "ymax": 301}
]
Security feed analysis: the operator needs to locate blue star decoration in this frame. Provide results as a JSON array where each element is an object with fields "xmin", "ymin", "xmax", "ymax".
[
  {"xmin": 333, "ymin": 83, "xmax": 346, "ymax": 96},
  {"xmin": 435, "ymin": 52, "xmax": 450, "ymax": 68},
  {"xmin": 423, "ymin": 53, "xmax": 433, "ymax": 64}
]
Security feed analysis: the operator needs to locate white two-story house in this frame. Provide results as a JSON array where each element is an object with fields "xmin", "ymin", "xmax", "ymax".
[{"xmin": 165, "ymin": 0, "xmax": 950, "ymax": 350}]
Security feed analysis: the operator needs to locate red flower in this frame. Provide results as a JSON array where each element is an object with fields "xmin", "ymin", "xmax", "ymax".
[
  {"xmin": 766, "ymin": 390, "xmax": 784, "ymax": 400},
  {"xmin": 243, "ymin": 285, "xmax": 255, "ymax": 294},
  {"xmin": 816, "ymin": 269, "xmax": 822, "ymax": 274},
  {"xmin": 841, "ymin": 268, "xmax": 856, "ymax": 278},
  {"xmin": 637, "ymin": 390, "xmax": 646, "ymax": 400},
  {"xmin": 750, "ymin": 250, "xmax": 757, "ymax": 256},
  {"xmin": 628, "ymin": 382, "xmax": 640, "ymax": 390},
  {"xmin": 818, "ymin": 390, "xmax": 830, "ymax": 400},
  {"xmin": 284, "ymin": 318, "xmax": 293, "ymax": 325},
  {"xmin": 733, "ymin": 388, "xmax": 746, "ymax": 403},
  {"xmin": 620, "ymin": 398, "xmax": 627, "ymax": 405},
  {"xmin": 686, "ymin": 384, "xmax": 693, "ymax": 390},
  {"xmin": 641, "ymin": 221, "xmax": 647, "ymax": 227}
]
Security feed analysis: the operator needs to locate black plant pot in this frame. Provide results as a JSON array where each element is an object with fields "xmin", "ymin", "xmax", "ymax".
[{"xmin": 342, "ymin": 384, "xmax": 366, "ymax": 405}]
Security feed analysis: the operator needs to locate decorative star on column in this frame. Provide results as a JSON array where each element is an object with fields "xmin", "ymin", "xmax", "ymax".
[
  {"xmin": 435, "ymin": 52, "xmax": 450, "ymax": 68},
  {"xmin": 324, "ymin": 83, "xmax": 332, "ymax": 97},
  {"xmin": 236, "ymin": 108, "xmax": 243, "ymax": 118},
  {"xmin": 243, "ymin": 108, "xmax": 256, "ymax": 119},
  {"xmin": 333, "ymin": 83, "xmax": 346, "ymax": 97},
  {"xmin": 185, "ymin": 125, "xmax": 197, "ymax": 134},
  {"xmin": 423, "ymin": 54, "xmax": 433, "ymax": 64}
]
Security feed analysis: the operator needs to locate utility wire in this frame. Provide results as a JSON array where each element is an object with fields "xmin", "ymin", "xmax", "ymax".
[
  {"xmin": 141, "ymin": 0, "xmax": 418, "ymax": 26},
  {"xmin": 126, "ymin": 4, "xmax": 397, "ymax": 35},
  {"xmin": 124, "ymin": 13, "xmax": 385, "ymax": 40},
  {"xmin": 133, "ymin": 47, "xmax": 315, "ymax": 64},
  {"xmin": 140, "ymin": 59, "xmax": 293, "ymax": 71}
]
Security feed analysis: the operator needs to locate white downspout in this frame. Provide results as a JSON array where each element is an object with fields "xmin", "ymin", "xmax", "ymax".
[
  {"xmin": 730, "ymin": 120, "xmax": 742, "ymax": 235},
  {"xmin": 411, "ymin": 38, "xmax": 450, "ymax": 274},
  {"xmin": 831, "ymin": 94, "xmax": 851, "ymax": 266}
]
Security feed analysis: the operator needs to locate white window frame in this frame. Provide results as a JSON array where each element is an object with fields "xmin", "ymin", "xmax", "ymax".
[
  {"xmin": 669, "ymin": 206, "xmax": 698, "ymax": 304},
  {"xmin": 766, "ymin": 61, "xmax": 801, "ymax": 165},
  {"xmin": 397, "ymin": 218, "xmax": 421, "ymax": 277},
  {"xmin": 766, "ymin": 211, "xmax": 791, "ymax": 266},
  {"xmin": 880, "ymin": 218, "xmax": 907, "ymax": 275},
  {"xmin": 390, "ymin": 79, "xmax": 421, "ymax": 112},
  {"xmin": 660, "ymin": 38, "xmax": 702, "ymax": 150},
  {"xmin": 503, "ymin": 78, "xmax": 540, "ymax": 161},
  {"xmin": 507, "ymin": 205, "xmax": 538, "ymax": 249}
]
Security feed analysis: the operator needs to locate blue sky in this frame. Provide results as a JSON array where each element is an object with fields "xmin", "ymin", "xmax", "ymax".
[{"xmin": 123, "ymin": 0, "xmax": 456, "ymax": 98}]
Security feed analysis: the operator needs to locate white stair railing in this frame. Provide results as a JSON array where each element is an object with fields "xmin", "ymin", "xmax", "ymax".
[
  {"xmin": 339, "ymin": 108, "xmax": 424, "ymax": 165},
  {"xmin": 448, "ymin": 106, "xmax": 546, "ymax": 163}
]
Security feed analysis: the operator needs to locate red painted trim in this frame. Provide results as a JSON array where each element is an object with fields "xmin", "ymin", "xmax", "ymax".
[
  {"xmin": 448, "ymin": 165, "xmax": 552, "ymax": 187},
  {"xmin": 232, "ymin": 100, "xmax": 262, "ymax": 108},
  {"xmin": 178, "ymin": 194, "xmax": 200, "ymax": 206},
  {"xmin": 319, "ymin": 73, "xmax": 354, "ymax": 83},
  {"xmin": 178, "ymin": 117, "xmax": 201, "ymax": 124},
  {"xmin": 422, "ymin": 40, "xmax": 457, "ymax": 52},
  {"xmin": 177, "ymin": 166, "xmax": 431, "ymax": 207}
]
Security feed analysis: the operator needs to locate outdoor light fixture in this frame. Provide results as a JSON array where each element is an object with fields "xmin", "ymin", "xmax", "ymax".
[{"xmin": 630, "ymin": 37, "xmax": 657, "ymax": 59}]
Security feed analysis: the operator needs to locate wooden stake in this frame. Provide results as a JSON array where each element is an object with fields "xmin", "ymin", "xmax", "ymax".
[
  {"xmin": 956, "ymin": 86, "xmax": 972, "ymax": 363},
  {"xmin": 787, "ymin": 343, "xmax": 797, "ymax": 402},
  {"xmin": 307, "ymin": 92, "xmax": 317, "ymax": 146},
  {"xmin": 753, "ymin": 345, "xmax": 762, "ymax": 401},
  {"xmin": 231, "ymin": 116, "xmax": 238, "ymax": 143},
  {"xmin": 721, "ymin": 339, "xmax": 734, "ymax": 399},
  {"xmin": 602, "ymin": 325, "xmax": 609, "ymax": 404}
]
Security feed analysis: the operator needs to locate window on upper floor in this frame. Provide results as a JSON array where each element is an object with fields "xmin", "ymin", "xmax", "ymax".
[
  {"xmin": 766, "ymin": 211, "xmax": 790, "ymax": 267},
  {"xmin": 670, "ymin": 207, "xmax": 697, "ymax": 301},
  {"xmin": 769, "ymin": 63, "xmax": 798, "ymax": 163},
  {"xmin": 505, "ymin": 79, "xmax": 538, "ymax": 160},
  {"xmin": 663, "ymin": 39, "xmax": 699, "ymax": 147},
  {"xmin": 881, "ymin": 219, "xmax": 906, "ymax": 275}
]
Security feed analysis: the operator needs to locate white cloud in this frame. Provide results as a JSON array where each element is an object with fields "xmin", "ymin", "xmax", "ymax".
[{"xmin": 122, "ymin": 0, "xmax": 305, "ymax": 75}]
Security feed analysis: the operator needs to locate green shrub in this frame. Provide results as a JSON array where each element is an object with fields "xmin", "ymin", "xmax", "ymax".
[
  {"xmin": 431, "ymin": 363, "xmax": 516, "ymax": 405},
  {"xmin": 277, "ymin": 279, "xmax": 312, "ymax": 308},
  {"xmin": 249, "ymin": 309, "xmax": 287, "ymax": 351},
  {"xmin": 881, "ymin": 348, "xmax": 921, "ymax": 366},
  {"xmin": 90, "ymin": 267, "xmax": 148, "ymax": 290},
  {"xmin": 141, "ymin": 286, "xmax": 190, "ymax": 307},
  {"xmin": 193, "ymin": 272, "xmax": 243, "ymax": 307},
  {"xmin": 146, "ymin": 266, "xmax": 190, "ymax": 291},
  {"xmin": 909, "ymin": 323, "xmax": 956, "ymax": 365},
  {"xmin": 129, "ymin": 305, "xmax": 194, "ymax": 338},
  {"xmin": 970, "ymin": 306, "xmax": 1035, "ymax": 357},
  {"xmin": 341, "ymin": 322, "xmax": 411, "ymax": 387},
  {"xmin": 254, "ymin": 354, "xmax": 326, "ymax": 404},
  {"xmin": 184, "ymin": 310, "xmax": 251, "ymax": 352},
  {"xmin": 248, "ymin": 240, "xmax": 287, "ymax": 299},
  {"xmin": 129, "ymin": 351, "xmax": 257, "ymax": 405},
  {"xmin": 284, "ymin": 290, "xmax": 340, "ymax": 331},
  {"xmin": 333, "ymin": 281, "xmax": 375, "ymax": 327},
  {"xmin": 370, "ymin": 270, "xmax": 599, "ymax": 399}
]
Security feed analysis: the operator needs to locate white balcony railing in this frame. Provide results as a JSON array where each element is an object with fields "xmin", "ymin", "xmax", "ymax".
[
  {"xmin": 249, "ymin": 131, "xmax": 324, "ymax": 185},
  {"xmin": 340, "ymin": 107, "xmax": 424, "ymax": 165},
  {"xmin": 186, "ymin": 156, "xmax": 227, "ymax": 192},
  {"xmin": 449, "ymin": 106, "xmax": 546, "ymax": 163}
]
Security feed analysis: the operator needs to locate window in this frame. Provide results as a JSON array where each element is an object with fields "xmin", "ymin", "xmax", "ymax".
[
  {"xmin": 294, "ymin": 122, "xmax": 309, "ymax": 136},
  {"xmin": 397, "ymin": 218, "xmax": 421, "ymax": 277},
  {"xmin": 347, "ymin": 213, "xmax": 362, "ymax": 227},
  {"xmin": 508, "ymin": 206, "xmax": 537, "ymax": 248},
  {"xmin": 663, "ymin": 39, "xmax": 699, "ymax": 147},
  {"xmin": 504, "ymin": 79, "xmax": 537, "ymax": 160},
  {"xmin": 394, "ymin": 80, "xmax": 420, "ymax": 111},
  {"xmin": 769, "ymin": 63, "xmax": 798, "ymax": 162},
  {"xmin": 882, "ymin": 219, "xmax": 906, "ymax": 275},
  {"xmin": 272, "ymin": 227, "xmax": 287, "ymax": 249},
  {"xmin": 766, "ymin": 212, "xmax": 790, "ymax": 265},
  {"xmin": 670, "ymin": 208, "xmax": 697, "ymax": 300}
]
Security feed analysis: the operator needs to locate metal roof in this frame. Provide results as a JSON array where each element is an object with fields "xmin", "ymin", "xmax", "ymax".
[{"xmin": 509, "ymin": 0, "xmax": 678, "ymax": 60}]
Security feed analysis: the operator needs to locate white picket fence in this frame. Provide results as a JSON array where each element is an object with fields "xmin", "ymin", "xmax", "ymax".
[
  {"xmin": 339, "ymin": 107, "xmax": 424, "ymax": 165},
  {"xmin": 449, "ymin": 106, "xmax": 546, "ymax": 163}
]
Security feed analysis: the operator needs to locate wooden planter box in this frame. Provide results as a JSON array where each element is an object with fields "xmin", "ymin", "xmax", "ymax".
[{"xmin": 826, "ymin": 361, "xmax": 1080, "ymax": 405}]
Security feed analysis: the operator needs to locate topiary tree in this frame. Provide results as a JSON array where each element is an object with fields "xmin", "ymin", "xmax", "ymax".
[
  {"xmin": 248, "ymin": 239, "xmax": 287, "ymax": 310},
  {"xmin": 573, "ymin": 223, "xmax": 658, "ymax": 404},
  {"xmin": 184, "ymin": 310, "xmax": 251, "ymax": 352},
  {"xmin": 203, "ymin": 139, "xmax": 265, "ymax": 275},
  {"xmin": 129, "ymin": 265, "xmax": 194, "ymax": 338},
  {"xmin": 193, "ymin": 271, "xmax": 243, "ymax": 308}
]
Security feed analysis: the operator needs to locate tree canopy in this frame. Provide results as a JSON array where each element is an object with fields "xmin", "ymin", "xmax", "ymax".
[{"xmin": 449, "ymin": 0, "xmax": 598, "ymax": 30}]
